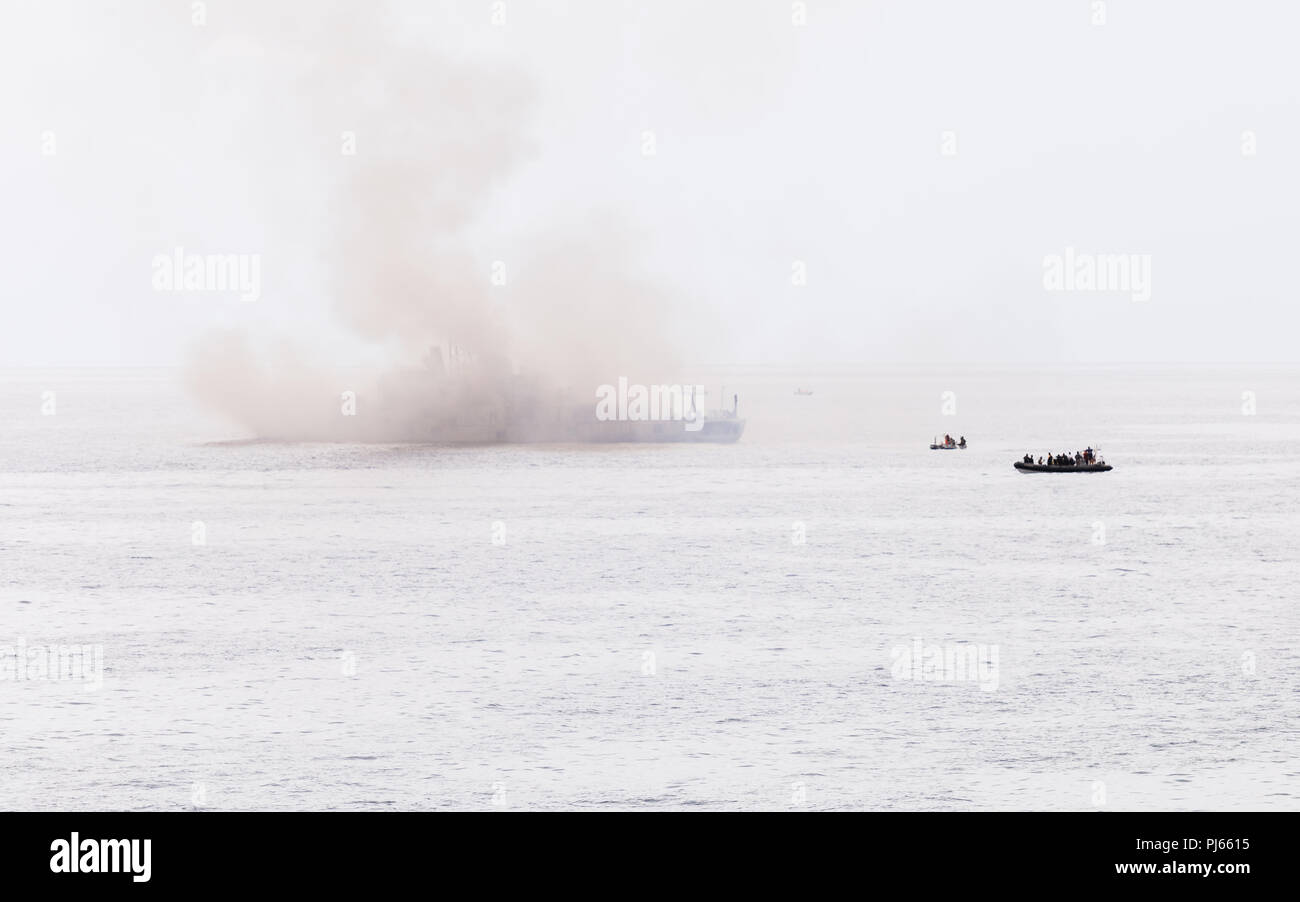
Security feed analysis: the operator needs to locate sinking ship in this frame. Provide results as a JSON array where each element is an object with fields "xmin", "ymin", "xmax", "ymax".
[{"xmin": 374, "ymin": 345, "xmax": 746, "ymax": 444}]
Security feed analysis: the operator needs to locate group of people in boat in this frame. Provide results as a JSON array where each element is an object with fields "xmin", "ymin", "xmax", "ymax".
[
  {"xmin": 940, "ymin": 434, "xmax": 967, "ymax": 448},
  {"xmin": 1021, "ymin": 448, "xmax": 1101, "ymax": 467}
]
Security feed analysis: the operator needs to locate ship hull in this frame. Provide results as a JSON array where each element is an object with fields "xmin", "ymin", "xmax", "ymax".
[
  {"xmin": 525, "ymin": 417, "xmax": 746, "ymax": 444},
  {"xmin": 385, "ymin": 415, "xmax": 746, "ymax": 444},
  {"xmin": 1014, "ymin": 462, "xmax": 1111, "ymax": 473}
]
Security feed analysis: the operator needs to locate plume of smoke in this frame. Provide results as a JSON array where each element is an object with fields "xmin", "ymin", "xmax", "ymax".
[
  {"xmin": 184, "ymin": 1, "xmax": 686, "ymax": 441},
  {"xmin": 186, "ymin": 330, "xmax": 367, "ymax": 441}
]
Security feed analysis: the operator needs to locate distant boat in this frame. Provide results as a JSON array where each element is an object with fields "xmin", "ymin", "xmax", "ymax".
[
  {"xmin": 930, "ymin": 437, "xmax": 966, "ymax": 450},
  {"xmin": 1015, "ymin": 447, "xmax": 1108, "ymax": 472},
  {"xmin": 794, "ymin": 388, "xmax": 814, "ymax": 396},
  {"xmin": 1014, "ymin": 461, "xmax": 1111, "ymax": 473}
]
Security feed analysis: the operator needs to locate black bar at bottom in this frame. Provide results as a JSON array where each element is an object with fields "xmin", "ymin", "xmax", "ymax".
[{"xmin": 0, "ymin": 812, "xmax": 1285, "ymax": 891}]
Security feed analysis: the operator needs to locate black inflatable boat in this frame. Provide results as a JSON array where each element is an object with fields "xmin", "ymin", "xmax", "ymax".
[{"xmin": 1014, "ymin": 461, "xmax": 1112, "ymax": 473}]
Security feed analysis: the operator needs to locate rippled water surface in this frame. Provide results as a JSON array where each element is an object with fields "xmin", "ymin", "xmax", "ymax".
[{"xmin": 2, "ymin": 366, "xmax": 1298, "ymax": 810}]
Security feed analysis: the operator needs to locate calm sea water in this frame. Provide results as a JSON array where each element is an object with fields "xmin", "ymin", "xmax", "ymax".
[{"xmin": 2, "ymin": 365, "xmax": 1298, "ymax": 810}]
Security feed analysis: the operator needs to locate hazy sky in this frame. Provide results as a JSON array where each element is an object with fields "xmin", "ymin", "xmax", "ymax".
[{"xmin": 2, "ymin": 0, "xmax": 1297, "ymax": 367}]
